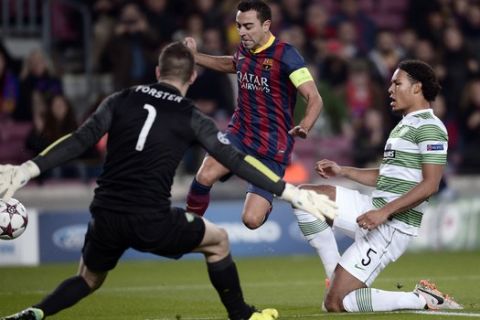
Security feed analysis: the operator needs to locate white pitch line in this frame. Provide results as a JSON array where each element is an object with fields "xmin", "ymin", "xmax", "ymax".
[
  {"xmin": 143, "ymin": 311, "xmax": 480, "ymax": 320},
  {"xmin": 2, "ymin": 274, "xmax": 480, "ymax": 296},
  {"xmin": 407, "ymin": 311, "xmax": 480, "ymax": 317}
]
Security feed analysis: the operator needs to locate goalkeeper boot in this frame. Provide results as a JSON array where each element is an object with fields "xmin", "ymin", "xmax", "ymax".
[
  {"xmin": 248, "ymin": 308, "xmax": 279, "ymax": 320},
  {"xmin": 1, "ymin": 308, "xmax": 44, "ymax": 320},
  {"xmin": 414, "ymin": 279, "xmax": 463, "ymax": 310}
]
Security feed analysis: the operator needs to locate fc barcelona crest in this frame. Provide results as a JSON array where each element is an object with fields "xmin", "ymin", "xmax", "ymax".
[{"xmin": 262, "ymin": 58, "xmax": 273, "ymax": 70}]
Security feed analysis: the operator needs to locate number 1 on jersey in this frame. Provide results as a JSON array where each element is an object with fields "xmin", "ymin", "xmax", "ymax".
[{"xmin": 136, "ymin": 104, "xmax": 157, "ymax": 151}]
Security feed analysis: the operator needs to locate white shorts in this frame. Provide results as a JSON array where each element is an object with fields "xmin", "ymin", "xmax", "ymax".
[
  {"xmin": 334, "ymin": 186, "xmax": 412, "ymax": 286},
  {"xmin": 333, "ymin": 186, "xmax": 371, "ymax": 238}
]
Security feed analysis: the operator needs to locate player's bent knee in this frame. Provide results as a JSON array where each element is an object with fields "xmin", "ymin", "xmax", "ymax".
[
  {"xmin": 242, "ymin": 212, "xmax": 266, "ymax": 230},
  {"xmin": 196, "ymin": 168, "xmax": 220, "ymax": 186},
  {"xmin": 81, "ymin": 272, "xmax": 106, "ymax": 292},
  {"xmin": 215, "ymin": 227, "xmax": 230, "ymax": 253},
  {"xmin": 243, "ymin": 220, "xmax": 261, "ymax": 230}
]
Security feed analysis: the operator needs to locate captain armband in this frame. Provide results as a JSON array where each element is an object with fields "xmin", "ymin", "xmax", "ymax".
[{"xmin": 289, "ymin": 67, "xmax": 314, "ymax": 88}]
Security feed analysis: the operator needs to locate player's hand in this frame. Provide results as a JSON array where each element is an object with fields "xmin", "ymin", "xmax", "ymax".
[
  {"xmin": 183, "ymin": 37, "xmax": 198, "ymax": 53},
  {"xmin": 356, "ymin": 209, "xmax": 390, "ymax": 231},
  {"xmin": 0, "ymin": 161, "xmax": 40, "ymax": 201},
  {"xmin": 279, "ymin": 183, "xmax": 337, "ymax": 221},
  {"xmin": 315, "ymin": 159, "xmax": 342, "ymax": 179},
  {"xmin": 288, "ymin": 125, "xmax": 308, "ymax": 139}
]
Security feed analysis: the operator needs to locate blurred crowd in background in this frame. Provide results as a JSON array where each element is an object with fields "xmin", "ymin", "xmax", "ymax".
[{"xmin": 0, "ymin": 0, "xmax": 480, "ymax": 185}]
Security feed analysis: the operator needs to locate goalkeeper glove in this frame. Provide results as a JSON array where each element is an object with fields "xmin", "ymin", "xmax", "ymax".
[
  {"xmin": 0, "ymin": 160, "xmax": 40, "ymax": 201},
  {"xmin": 279, "ymin": 183, "xmax": 337, "ymax": 221}
]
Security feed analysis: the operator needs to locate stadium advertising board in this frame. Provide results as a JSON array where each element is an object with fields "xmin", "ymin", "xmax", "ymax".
[
  {"xmin": 37, "ymin": 201, "xmax": 318, "ymax": 263},
  {"xmin": 3, "ymin": 197, "xmax": 480, "ymax": 265},
  {"xmin": 0, "ymin": 209, "xmax": 39, "ymax": 266}
]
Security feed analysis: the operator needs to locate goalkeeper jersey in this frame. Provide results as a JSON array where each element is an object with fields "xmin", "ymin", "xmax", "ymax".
[
  {"xmin": 372, "ymin": 109, "xmax": 448, "ymax": 236},
  {"xmin": 32, "ymin": 82, "xmax": 285, "ymax": 215}
]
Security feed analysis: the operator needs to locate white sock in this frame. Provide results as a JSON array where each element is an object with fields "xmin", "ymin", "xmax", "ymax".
[
  {"xmin": 342, "ymin": 288, "xmax": 427, "ymax": 312},
  {"xmin": 293, "ymin": 208, "xmax": 340, "ymax": 278}
]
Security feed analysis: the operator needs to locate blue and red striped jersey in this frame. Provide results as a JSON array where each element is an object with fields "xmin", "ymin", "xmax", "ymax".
[{"xmin": 227, "ymin": 36, "xmax": 307, "ymax": 165}]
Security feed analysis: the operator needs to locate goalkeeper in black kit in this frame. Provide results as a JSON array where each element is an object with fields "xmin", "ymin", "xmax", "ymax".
[{"xmin": 0, "ymin": 42, "xmax": 336, "ymax": 320}]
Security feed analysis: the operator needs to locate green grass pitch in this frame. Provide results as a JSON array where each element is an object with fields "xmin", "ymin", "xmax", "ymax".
[{"xmin": 1, "ymin": 251, "xmax": 479, "ymax": 319}]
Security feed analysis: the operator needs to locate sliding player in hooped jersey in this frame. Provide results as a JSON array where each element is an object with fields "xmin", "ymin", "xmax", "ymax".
[
  {"xmin": 184, "ymin": 0, "xmax": 323, "ymax": 229},
  {"xmin": 296, "ymin": 60, "xmax": 463, "ymax": 312}
]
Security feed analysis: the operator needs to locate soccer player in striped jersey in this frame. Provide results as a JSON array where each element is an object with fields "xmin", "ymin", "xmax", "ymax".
[
  {"xmin": 295, "ymin": 60, "xmax": 463, "ymax": 312},
  {"xmin": 183, "ymin": 0, "xmax": 322, "ymax": 229}
]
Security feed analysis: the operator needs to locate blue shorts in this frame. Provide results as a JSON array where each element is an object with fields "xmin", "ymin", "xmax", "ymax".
[{"xmin": 225, "ymin": 133, "xmax": 286, "ymax": 203}]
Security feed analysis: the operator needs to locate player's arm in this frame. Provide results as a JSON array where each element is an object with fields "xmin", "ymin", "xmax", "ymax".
[
  {"xmin": 339, "ymin": 167, "xmax": 379, "ymax": 187},
  {"xmin": 195, "ymin": 53, "xmax": 236, "ymax": 74},
  {"xmin": 289, "ymin": 73, "xmax": 322, "ymax": 139},
  {"xmin": 376, "ymin": 163, "xmax": 444, "ymax": 218},
  {"xmin": 32, "ymin": 92, "xmax": 119, "ymax": 172},
  {"xmin": 190, "ymin": 109, "xmax": 338, "ymax": 220},
  {"xmin": 316, "ymin": 159, "xmax": 379, "ymax": 187},
  {"xmin": 283, "ymin": 44, "xmax": 322, "ymax": 138},
  {"xmin": 357, "ymin": 163, "xmax": 444, "ymax": 229},
  {"xmin": 184, "ymin": 37, "xmax": 236, "ymax": 73},
  {"xmin": 0, "ymin": 92, "xmax": 119, "ymax": 200},
  {"xmin": 357, "ymin": 125, "xmax": 448, "ymax": 229},
  {"xmin": 370, "ymin": 125, "xmax": 448, "ymax": 219}
]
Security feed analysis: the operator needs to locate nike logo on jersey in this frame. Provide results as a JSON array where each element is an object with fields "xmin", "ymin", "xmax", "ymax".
[{"xmin": 354, "ymin": 263, "xmax": 366, "ymax": 271}]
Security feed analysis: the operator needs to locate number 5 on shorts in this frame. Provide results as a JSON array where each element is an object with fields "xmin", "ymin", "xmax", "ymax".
[{"xmin": 361, "ymin": 248, "xmax": 377, "ymax": 266}]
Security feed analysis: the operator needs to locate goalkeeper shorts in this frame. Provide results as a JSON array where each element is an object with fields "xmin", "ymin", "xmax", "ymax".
[{"xmin": 82, "ymin": 207, "xmax": 205, "ymax": 272}]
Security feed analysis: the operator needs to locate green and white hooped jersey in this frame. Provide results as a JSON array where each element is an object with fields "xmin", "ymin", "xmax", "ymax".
[{"xmin": 372, "ymin": 109, "xmax": 448, "ymax": 235}]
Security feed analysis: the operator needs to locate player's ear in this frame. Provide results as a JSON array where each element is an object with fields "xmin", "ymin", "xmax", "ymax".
[
  {"xmin": 262, "ymin": 19, "xmax": 271, "ymax": 32},
  {"xmin": 188, "ymin": 69, "xmax": 197, "ymax": 85},
  {"xmin": 413, "ymin": 81, "xmax": 422, "ymax": 95},
  {"xmin": 155, "ymin": 66, "xmax": 161, "ymax": 81}
]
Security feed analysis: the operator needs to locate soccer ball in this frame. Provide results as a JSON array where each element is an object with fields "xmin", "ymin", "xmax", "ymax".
[{"xmin": 0, "ymin": 198, "xmax": 28, "ymax": 240}]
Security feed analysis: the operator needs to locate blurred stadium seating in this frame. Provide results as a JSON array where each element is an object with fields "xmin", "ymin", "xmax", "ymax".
[{"xmin": 0, "ymin": 0, "xmax": 478, "ymax": 198}]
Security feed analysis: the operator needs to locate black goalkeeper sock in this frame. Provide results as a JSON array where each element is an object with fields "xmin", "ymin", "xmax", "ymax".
[
  {"xmin": 207, "ymin": 254, "xmax": 253, "ymax": 320},
  {"xmin": 34, "ymin": 276, "xmax": 91, "ymax": 316}
]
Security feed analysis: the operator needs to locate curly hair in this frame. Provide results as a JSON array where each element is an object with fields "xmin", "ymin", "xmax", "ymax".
[{"xmin": 398, "ymin": 59, "xmax": 441, "ymax": 102}]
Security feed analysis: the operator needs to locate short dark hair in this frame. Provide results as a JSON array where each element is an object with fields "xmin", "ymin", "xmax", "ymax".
[
  {"xmin": 398, "ymin": 59, "xmax": 441, "ymax": 102},
  {"xmin": 237, "ymin": 0, "xmax": 272, "ymax": 23},
  {"xmin": 158, "ymin": 42, "xmax": 194, "ymax": 83}
]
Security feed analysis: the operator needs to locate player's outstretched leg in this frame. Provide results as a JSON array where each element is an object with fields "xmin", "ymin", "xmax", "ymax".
[
  {"xmin": 341, "ymin": 287, "xmax": 426, "ymax": 312},
  {"xmin": 294, "ymin": 208, "xmax": 339, "ymax": 278},
  {"xmin": 414, "ymin": 280, "xmax": 463, "ymax": 310},
  {"xmin": 199, "ymin": 219, "xmax": 278, "ymax": 319},
  {"xmin": 1, "ymin": 308, "xmax": 44, "ymax": 320}
]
